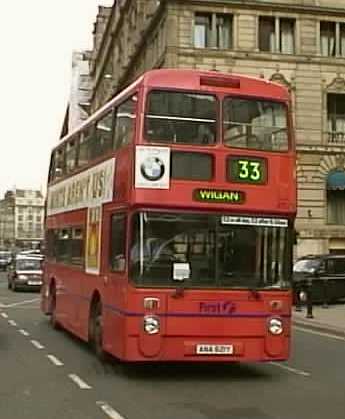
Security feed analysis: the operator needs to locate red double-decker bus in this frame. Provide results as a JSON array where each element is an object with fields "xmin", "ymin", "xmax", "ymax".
[{"xmin": 42, "ymin": 69, "xmax": 296, "ymax": 362}]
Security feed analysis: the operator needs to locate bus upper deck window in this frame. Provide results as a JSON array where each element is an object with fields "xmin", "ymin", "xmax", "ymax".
[
  {"xmin": 53, "ymin": 147, "xmax": 66, "ymax": 179},
  {"xmin": 66, "ymin": 139, "xmax": 77, "ymax": 173},
  {"xmin": 145, "ymin": 91, "xmax": 217, "ymax": 145},
  {"xmin": 114, "ymin": 96, "xmax": 136, "ymax": 149},
  {"xmin": 223, "ymin": 98, "xmax": 288, "ymax": 152}
]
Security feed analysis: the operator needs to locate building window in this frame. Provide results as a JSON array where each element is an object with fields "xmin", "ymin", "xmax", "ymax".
[
  {"xmin": 341, "ymin": 24, "xmax": 345, "ymax": 56},
  {"xmin": 327, "ymin": 93, "xmax": 345, "ymax": 143},
  {"xmin": 259, "ymin": 17, "xmax": 295, "ymax": 54},
  {"xmin": 320, "ymin": 21, "xmax": 345, "ymax": 57},
  {"xmin": 327, "ymin": 171, "xmax": 345, "ymax": 224},
  {"xmin": 259, "ymin": 17, "xmax": 275, "ymax": 52},
  {"xmin": 327, "ymin": 190, "xmax": 345, "ymax": 225},
  {"xmin": 194, "ymin": 13, "xmax": 232, "ymax": 49},
  {"xmin": 320, "ymin": 21, "xmax": 336, "ymax": 56},
  {"xmin": 194, "ymin": 14, "xmax": 212, "ymax": 48}
]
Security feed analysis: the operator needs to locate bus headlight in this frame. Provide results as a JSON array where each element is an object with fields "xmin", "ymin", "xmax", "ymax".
[
  {"xmin": 143, "ymin": 316, "xmax": 160, "ymax": 335},
  {"xmin": 268, "ymin": 318, "xmax": 283, "ymax": 335}
]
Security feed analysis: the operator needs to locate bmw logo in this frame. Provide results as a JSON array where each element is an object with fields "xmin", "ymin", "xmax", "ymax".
[{"xmin": 141, "ymin": 156, "xmax": 165, "ymax": 181}]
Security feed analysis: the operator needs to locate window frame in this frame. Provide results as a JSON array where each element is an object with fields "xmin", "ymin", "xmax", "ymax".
[
  {"xmin": 320, "ymin": 21, "xmax": 336, "ymax": 57},
  {"xmin": 51, "ymin": 144, "xmax": 67, "ymax": 181},
  {"xmin": 65, "ymin": 137, "xmax": 78, "ymax": 174},
  {"xmin": 258, "ymin": 16, "xmax": 296, "ymax": 54},
  {"xmin": 193, "ymin": 12, "xmax": 233, "ymax": 50},
  {"xmin": 143, "ymin": 88, "xmax": 219, "ymax": 146},
  {"xmin": 109, "ymin": 212, "xmax": 127, "ymax": 273},
  {"xmin": 46, "ymin": 226, "xmax": 85, "ymax": 268},
  {"xmin": 93, "ymin": 109, "xmax": 115, "ymax": 159},
  {"xmin": 222, "ymin": 95, "xmax": 290, "ymax": 153},
  {"xmin": 113, "ymin": 95, "xmax": 137, "ymax": 150}
]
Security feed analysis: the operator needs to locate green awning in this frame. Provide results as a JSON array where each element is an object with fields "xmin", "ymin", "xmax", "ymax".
[{"xmin": 327, "ymin": 170, "xmax": 345, "ymax": 190}]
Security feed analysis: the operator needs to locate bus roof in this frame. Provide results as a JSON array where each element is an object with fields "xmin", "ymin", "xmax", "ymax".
[
  {"xmin": 141, "ymin": 68, "xmax": 289, "ymax": 100},
  {"xmin": 56, "ymin": 68, "xmax": 289, "ymax": 150}
]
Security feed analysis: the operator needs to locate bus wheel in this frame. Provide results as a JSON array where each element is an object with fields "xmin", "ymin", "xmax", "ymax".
[
  {"xmin": 50, "ymin": 286, "xmax": 60, "ymax": 330},
  {"xmin": 91, "ymin": 302, "xmax": 107, "ymax": 362}
]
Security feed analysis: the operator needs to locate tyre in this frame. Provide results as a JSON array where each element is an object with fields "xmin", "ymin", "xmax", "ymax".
[
  {"xmin": 90, "ymin": 301, "xmax": 108, "ymax": 362},
  {"xmin": 49, "ymin": 286, "xmax": 60, "ymax": 330}
]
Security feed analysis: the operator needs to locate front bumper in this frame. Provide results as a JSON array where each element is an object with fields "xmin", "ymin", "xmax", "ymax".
[{"xmin": 13, "ymin": 278, "xmax": 42, "ymax": 289}]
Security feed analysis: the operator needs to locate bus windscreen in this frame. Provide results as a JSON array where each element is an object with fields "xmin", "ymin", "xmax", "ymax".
[{"xmin": 130, "ymin": 212, "xmax": 291, "ymax": 289}]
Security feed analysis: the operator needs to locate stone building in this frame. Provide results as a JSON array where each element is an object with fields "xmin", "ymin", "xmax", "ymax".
[
  {"xmin": 0, "ymin": 189, "xmax": 44, "ymax": 250},
  {"xmin": 88, "ymin": 0, "xmax": 345, "ymax": 257},
  {"xmin": 0, "ymin": 191, "xmax": 15, "ymax": 249}
]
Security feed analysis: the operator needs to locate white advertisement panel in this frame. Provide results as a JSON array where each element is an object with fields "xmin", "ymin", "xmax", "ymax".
[
  {"xmin": 135, "ymin": 146, "xmax": 170, "ymax": 189},
  {"xmin": 47, "ymin": 158, "xmax": 115, "ymax": 216}
]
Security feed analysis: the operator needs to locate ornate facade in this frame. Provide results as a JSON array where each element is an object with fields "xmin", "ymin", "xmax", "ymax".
[
  {"xmin": 90, "ymin": 0, "xmax": 345, "ymax": 257},
  {"xmin": 0, "ymin": 189, "xmax": 44, "ymax": 250}
]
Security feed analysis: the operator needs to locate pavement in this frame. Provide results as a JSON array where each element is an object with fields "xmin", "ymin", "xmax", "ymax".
[{"xmin": 292, "ymin": 301, "xmax": 345, "ymax": 337}]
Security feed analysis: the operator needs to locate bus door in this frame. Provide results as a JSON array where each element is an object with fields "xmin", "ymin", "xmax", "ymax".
[{"xmin": 103, "ymin": 211, "xmax": 128, "ymax": 356}]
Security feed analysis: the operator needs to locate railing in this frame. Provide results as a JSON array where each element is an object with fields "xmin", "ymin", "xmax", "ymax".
[{"xmin": 327, "ymin": 132, "xmax": 345, "ymax": 144}]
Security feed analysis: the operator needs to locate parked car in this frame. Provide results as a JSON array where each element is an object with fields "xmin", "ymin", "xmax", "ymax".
[
  {"xmin": 293, "ymin": 254, "xmax": 345, "ymax": 304},
  {"xmin": 7, "ymin": 255, "xmax": 43, "ymax": 291},
  {"xmin": 0, "ymin": 250, "xmax": 12, "ymax": 271}
]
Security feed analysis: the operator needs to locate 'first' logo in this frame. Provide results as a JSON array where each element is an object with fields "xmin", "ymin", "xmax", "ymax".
[{"xmin": 199, "ymin": 301, "xmax": 236, "ymax": 314}]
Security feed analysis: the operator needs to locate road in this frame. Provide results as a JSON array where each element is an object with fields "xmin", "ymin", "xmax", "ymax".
[{"xmin": 0, "ymin": 271, "xmax": 344, "ymax": 419}]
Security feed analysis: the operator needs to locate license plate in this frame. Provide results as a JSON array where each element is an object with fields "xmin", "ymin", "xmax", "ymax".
[
  {"xmin": 196, "ymin": 344, "xmax": 234, "ymax": 355},
  {"xmin": 28, "ymin": 281, "xmax": 42, "ymax": 286}
]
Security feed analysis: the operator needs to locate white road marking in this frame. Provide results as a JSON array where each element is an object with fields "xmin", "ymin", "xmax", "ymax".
[
  {"xmin": 31, "ymin": 340, "xmax": 45, "ymax": 349},
  {"xmin": 47, "ymin": 355, "xmax": 64, "ymax": 366},
  {"xmin": 270, "ymin": 362, "xmax": 311, "ymax": 377},
  {"xmin": 96, "ymin": 401, "xmax": 126, "ymax": 419},
  {"xmin": 1, "ymin": 312, "xmax": 8, "ymax": 318},
  {"xmin": 2, "ymin": 298, "xmax": 40, "ymax": 308},
  {"xmin": 19, "ymin": 329, "xmax": 30, "ymax": 336},
  {"xmin": 294, "ymin": 326, "xmax": 345, "ymax": 342},
  {"xmin": 8, "ymin": 320, "xmax": 17, "ymax": 326},
  {"xmin": 68, "ymin": 374, "xmax": 92, "ymax": 390}
]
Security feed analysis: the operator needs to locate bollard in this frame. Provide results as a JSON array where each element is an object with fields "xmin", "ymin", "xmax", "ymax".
[
  {"xmin": 306, "ymin": 278, "xmax": 314, "ymax": 319},
  {"xmin": 322, "ymin": 278, "xmax": 329, "ymax": 309},
  {"xmin": 294, "ymin": 282, "xmax": 303, "ymax": 312}
]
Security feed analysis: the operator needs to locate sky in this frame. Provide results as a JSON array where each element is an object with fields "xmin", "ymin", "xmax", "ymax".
[{"xmin": 0, "ymin": 0, "xmax": 113, "ymax": 198}]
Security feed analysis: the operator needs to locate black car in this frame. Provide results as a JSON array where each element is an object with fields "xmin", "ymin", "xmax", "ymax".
[
  {"xmin": 0, "ymin": 251, "xmax": 11, "ymax": 271},
  {"xmin": 293, "ymin": 254, "xmax": 345, "ymax": 304},
  {"xmin": 7, "ymin": 255, "xmax": 43, "ymax": 291}
]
